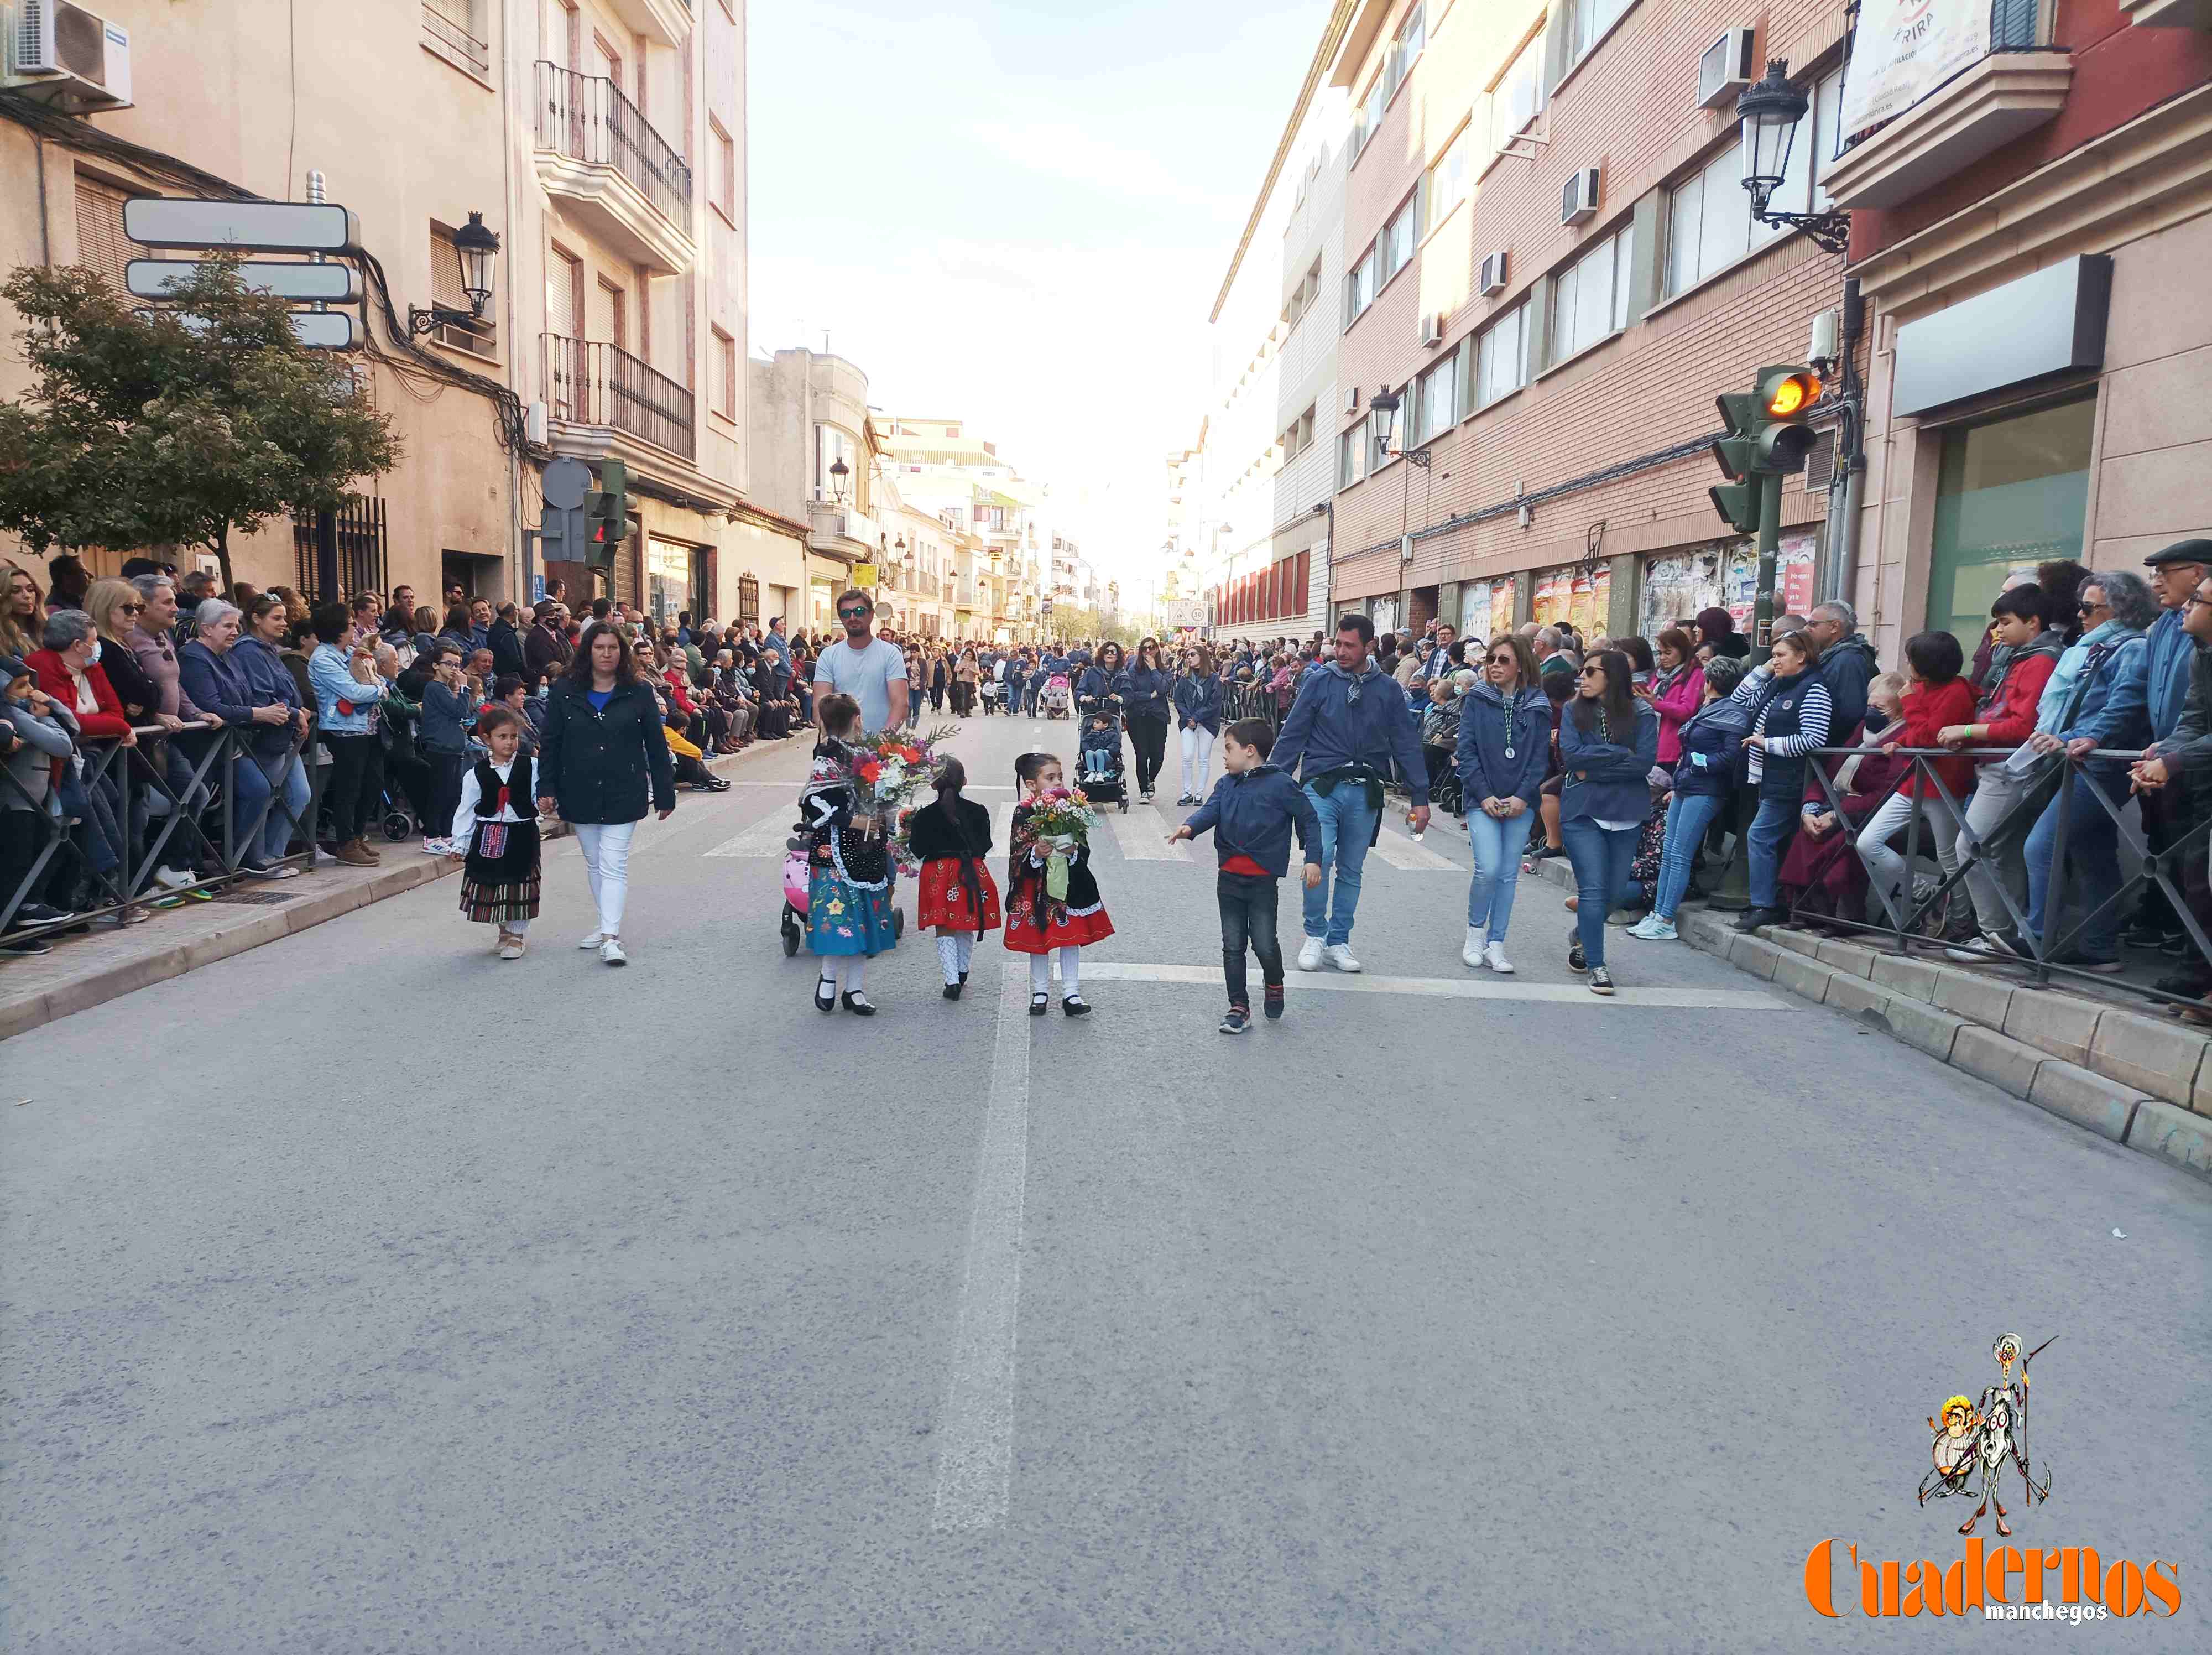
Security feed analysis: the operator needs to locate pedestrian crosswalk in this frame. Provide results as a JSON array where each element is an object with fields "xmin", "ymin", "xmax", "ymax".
[
  {"xmin": 703, "ymin": 811, "xmax": 798, "ymax": 859},
  {"xmin": 1366, "ymin": 824, "xmax": 1461, "ymax": 871}
]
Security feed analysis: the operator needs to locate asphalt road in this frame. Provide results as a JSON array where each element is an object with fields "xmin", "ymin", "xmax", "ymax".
[{"xmin": 4, "ymin": 704, "xmax": 2208, "ymax": 1653}]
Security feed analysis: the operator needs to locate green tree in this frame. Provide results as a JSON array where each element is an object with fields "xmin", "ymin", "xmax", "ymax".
[{"xmin": 0, "ymin": 253, "xmax": 400, "ymax": 590}]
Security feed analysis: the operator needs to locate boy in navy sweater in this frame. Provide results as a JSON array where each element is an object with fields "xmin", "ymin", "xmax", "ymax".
[{"xmin": 1169, "ymin": 719, "xmax": 1324, "ymax": 1033}]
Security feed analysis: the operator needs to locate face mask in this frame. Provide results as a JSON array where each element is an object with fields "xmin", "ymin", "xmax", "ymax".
[
  {"xmin": 1862, "ymin": 705, "xmax": 1892, "ymax": 735},
  {"xmin": 87, "ymin": 640, "xmax": 102, "ymax": 667}
]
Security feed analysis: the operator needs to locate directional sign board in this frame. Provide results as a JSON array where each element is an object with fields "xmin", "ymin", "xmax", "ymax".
[
  {"xmin": 134, "ymin": 309, "xmax": 361, "ymax": 351},
  {"xmin": 123, "ymin": 199, "xmax": 361, "ymax": 255},
  {"xmin": 126, "ymin": 258, "xmax": 359, "ymax": 303}
]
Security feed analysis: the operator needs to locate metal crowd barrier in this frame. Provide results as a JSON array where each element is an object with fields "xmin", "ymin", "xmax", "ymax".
[
  {"xmin": 1787, "ymin": 742, "xmax": 2206, "ymax": 1005},
  {"xmin": 2, "ymin": 721, "xmax": 328, "ymax": 948}
]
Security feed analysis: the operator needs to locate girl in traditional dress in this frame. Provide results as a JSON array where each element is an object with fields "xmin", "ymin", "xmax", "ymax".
[
  {"xmin": 1004, "ymin": 751, "xmax": 1114, "ymax": 1016},
  {"xmin": 909, "ymin": 755, "xmax": 1001, "ymax": 1000},
  {"xmin": 803, "ymin": 693, "xmax": 896, "ymax": 1014},
  {"xmin": 448, "ymin": 705, "xmax": 541, "ymax": 960}
]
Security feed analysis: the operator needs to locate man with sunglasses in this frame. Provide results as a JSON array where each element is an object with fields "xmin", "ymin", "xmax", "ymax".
[{"xmin": 812, "ymin": 589, "xmax": 909, "ymax": 737}]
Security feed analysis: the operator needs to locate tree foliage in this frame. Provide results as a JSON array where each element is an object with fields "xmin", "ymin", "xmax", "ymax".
[{"xmin": 0, "ymin": 253, "xmax": 400, "ymax": 586}]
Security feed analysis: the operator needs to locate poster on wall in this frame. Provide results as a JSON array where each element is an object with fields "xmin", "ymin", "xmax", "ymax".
[
  {"xmin": 1637, "ymin": 548, "xmax": 1735, "ymax": 641},
  {"xmin": 1780, "ymin": 533, "xmax": 1818, "ymax": 618},
  {"xmin": 1534, "ymin": 570, "xmax": 1567, "ymax": 625},
  {"xmin": 1457, "ymin": 581, "xmax": 1491, "ymax": 638},
  {"xmin": 1493, "ymin": 581, "xmax": 1516, "ymax": 641},
  {"xmin": 1841, "ymin": 0, "xmax": 1992, "ymax": 137}
]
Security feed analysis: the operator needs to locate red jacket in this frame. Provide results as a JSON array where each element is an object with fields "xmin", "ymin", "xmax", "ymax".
[
  {"xmin": 1975, "ymin": 648, "xmax": 2059, "ymax": 749},
  {"xmin": 1899, "ymin": 678, "xmax": 1978, "ymax": 797},
  {"xmin": 28, "ymin": 648, "xmax": 132, "ymax": 740}
]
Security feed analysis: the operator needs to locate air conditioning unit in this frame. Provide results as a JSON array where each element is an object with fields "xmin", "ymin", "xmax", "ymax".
[
  {"xmin": 1478, "ymin": 252, "xmax": 1509, "ymax": 296},
  {"xmin": 1419, "ymin": 313, "xmax": 1444, "ymax": 349},
  {"xmin": 1561, "ymin": 167, "xmax": 1601, "ymax": 226},
  {"xmin": 1342, "ymin": 386, "xmax": 1360, "ymax": 414},
  {"xmin": 1697, "ymin": 28, "xmax": 1755, "ymax": 111},
  {"xmin": 4, "ymin": 0, "xmax": 131, "ymax": 111}
]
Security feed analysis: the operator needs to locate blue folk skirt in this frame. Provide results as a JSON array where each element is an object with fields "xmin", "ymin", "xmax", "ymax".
[{"xmin": 807, "ymin": 867, "xmax": 898, "ymax": 956}]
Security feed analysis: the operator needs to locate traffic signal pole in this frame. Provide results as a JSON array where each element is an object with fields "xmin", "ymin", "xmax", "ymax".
[{"xmin": 1752, "ymin": 469, "xmax": 1782, "ymax": 667}]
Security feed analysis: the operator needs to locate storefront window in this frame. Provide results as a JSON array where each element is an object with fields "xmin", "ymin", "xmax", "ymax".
[
  {"xmin": 647, "ymin": 538, "xmax": 701, "ymax": 628},
  {"xmin": 1928, "ymin": 398, "xmax": 2095, "ymax": 658}
]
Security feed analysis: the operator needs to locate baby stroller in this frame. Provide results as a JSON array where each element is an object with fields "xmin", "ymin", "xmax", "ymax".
[
  {"xmin": 779, "ymin": 828, "xmax": 905, "ymax": 956},
  {"xmin": 1076, "ymin": 698, "xmax": 1130, "ymax": 813},
  {"xmin": 1042, "ymin": 674, "xmax": 1073, "ymax": 720}
]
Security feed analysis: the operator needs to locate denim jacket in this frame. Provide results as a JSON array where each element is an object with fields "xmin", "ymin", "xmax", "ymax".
[
  {"xmin": 309, "ymin": 642, "xmax": 383, "ymax": 734},
  {"xmin": 1557, "ymin": 701, "xmax": 1660, "ymax": 826}
]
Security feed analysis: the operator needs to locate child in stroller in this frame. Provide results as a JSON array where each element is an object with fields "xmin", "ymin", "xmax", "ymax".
[{"xmin": 1076, "ymin": 699, "xmax": 1130, "ymax": 812}]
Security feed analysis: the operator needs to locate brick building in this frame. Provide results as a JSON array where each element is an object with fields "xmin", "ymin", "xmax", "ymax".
[{"xmin": 1324, "ymin": 0, "xmax": 1859, "ymax": 646}]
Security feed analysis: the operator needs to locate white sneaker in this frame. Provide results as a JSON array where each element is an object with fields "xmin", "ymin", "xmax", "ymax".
[
  {"xmin": 578, "ymin": 931, "xmax": 606, "ymax": 949},
  {"xmin": 269, "ymin": 864, "xmax": 301, "ymax": 880},
  {"xmin": 1297, "ymin": 936, "xmax": 1324, "ymax": 972},
  {"xmin": 1322, "ymin": 943, "xmax": 1361, "ymax": 973},
  {"xmin": 1481, "ymin": 941, "xmax": 1515, "ymax": 975},
  {"xmin": 1463, "ymin": 925, "xmax": 1488, "ymax": 967},
  {"xmin": 599, "ymin": 937, "xmax": 627, "ymax": 966},
  {"xmin": 153, "ymin": 866, "xmax": 194, "ymax": 891}
]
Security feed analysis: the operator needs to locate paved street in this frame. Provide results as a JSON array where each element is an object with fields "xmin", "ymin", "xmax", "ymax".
[{"xmin": 4, "ymin": 710, "xmax": 2208, "ymax": 1653}]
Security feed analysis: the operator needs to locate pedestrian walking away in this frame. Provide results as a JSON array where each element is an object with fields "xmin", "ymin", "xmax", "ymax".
[
  {"xmin": 535, "ymin": 621, "xmax": 676, "ymax": 966},
  {"xmin": 1267, "ymin": 613, "xmax": 1430, "ymax": 972},
  {"xmin": 1169, "ymin": 717, "xmax": 1322, "ymax": 1032}
]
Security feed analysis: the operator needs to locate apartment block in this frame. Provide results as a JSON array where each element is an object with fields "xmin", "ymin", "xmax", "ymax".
[
  {"xmin": 2, "ymin": 0, "xmax": 776, "ymax": 631},
  {"xmin": 1325, "ymin": 0, "xmax": 1863, "ymax": 644}
]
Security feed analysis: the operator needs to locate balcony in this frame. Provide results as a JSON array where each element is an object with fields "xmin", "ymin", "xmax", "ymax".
[
  {"xmin": 544, "ymin": 334, "xmax": 694, "ymax": 460},
  {"xmin": 599, "ymin": 0, "xmax": 691, "ymax": 49},
  {"xmin": 421, "ymin": 1, "xmax": 489, "ymax": 76},
  {"xmin": 806, "ymin": 503, "xmax": 873, "ymax": 565},
  {"xmin": 1820, "ymin": 4, "xmax": 2070, "ymax": 212},
  {"xmin": 533, "ymin": 62, "xmax": 696, "ymax": 275}
]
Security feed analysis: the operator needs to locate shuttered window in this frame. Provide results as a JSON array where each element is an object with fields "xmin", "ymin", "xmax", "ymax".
[
  {"xmin": 74, "ymin": 174, "xmax": 133, "ymax": 292},
  {"xmin": 546, "ymin": 245, "xmax": 579, "ymax": 337}
]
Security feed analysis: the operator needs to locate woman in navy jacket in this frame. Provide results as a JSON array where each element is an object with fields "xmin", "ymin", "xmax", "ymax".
[
  {"xmin": 1118, "ymin": 637, "xmax": 1174, "ymax": 803},
  {"xmin": 1170, "ymin": 651, "xmax": 1224, "ymax": 805},
  {"xmin": 1557, "ymin": 649, "xmax": 1660, "ymax": 995},
  {"xmin": 1454, "ymin": 633, "xmax": 1551, "ymax": 974}
]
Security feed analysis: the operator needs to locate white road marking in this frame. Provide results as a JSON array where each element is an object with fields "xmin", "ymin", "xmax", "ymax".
[
  {"xmin": 1366, "ymin": 825, "xmax": 1462, "ymax": 871},
  {"xmin": 1076, "ymin": 961, "xmax": 1792, "ymax": 1009},
  {"xmin": 1107, "ymin": 808, "xmax": 1192, "ymax": 862},
  {"xmin": 702, "ymin": 811, "xmax": 797, "ymax": 858},
  {"xmin": 931, "ymin": 963, "xmax": 1035, "ymax": 1532},
  {"xmin": 993, "ymin": 800, "xmax": 1017, "ymax": 854}
]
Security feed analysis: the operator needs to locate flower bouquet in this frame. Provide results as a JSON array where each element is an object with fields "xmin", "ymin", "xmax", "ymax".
[{"xmin": 1024, "ymin": 786, "xmax": 1097, "ymax": 900}]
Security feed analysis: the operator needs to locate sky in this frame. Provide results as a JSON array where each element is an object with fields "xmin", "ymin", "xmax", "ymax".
[{"xmin": 746, "ymin": 1, "xmax": 1322, "ymax": 595}]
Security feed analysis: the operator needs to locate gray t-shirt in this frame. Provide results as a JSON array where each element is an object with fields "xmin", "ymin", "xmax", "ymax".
[{"xmin": 813, "ymin": 636, "xmax": 908, "ymax": 734}]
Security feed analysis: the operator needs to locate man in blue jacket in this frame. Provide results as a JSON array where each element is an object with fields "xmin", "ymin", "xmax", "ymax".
[
  {"xmin": 1268, "ymin": 613, "xmax": 1429, "ymax": 972},
  {"xmin": 2128, "ymin": 539, "xmax": 2210, "ymax": 952}
]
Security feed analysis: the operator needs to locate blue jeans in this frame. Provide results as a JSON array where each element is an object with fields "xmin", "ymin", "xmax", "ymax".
[
  {"xmin": 1301, "ymin": 780, "xmax": 1376, "ymax": 944},
  {"xmin": 256, "ymin": 751, "xmax": 310, "ymax": 861},
  {"xmin": 1562, "ymin": 820, "xmax": 1642, "ymax": 970},
  {"xmin": 1654, "ymin": 793, "xmax": 1725, "ymax": 921},
  {"xmin": 2025, "ymin": 771, "xmax": 2122, "ymax": 960},
  {"xmin": 1747, "ymin": 794, "xmax": 1799, "ymax": 909},
  {"xmin": 1465, "ymin": 806, "xmax": 1528, "ymax": 939}
]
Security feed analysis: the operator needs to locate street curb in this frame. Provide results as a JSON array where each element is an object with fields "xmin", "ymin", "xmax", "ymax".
[
  {"xmin": 0, "ymin": 738, "xmax": 783, "ymax": 1040},
  {"xmin": 1677, "ymin": 912, "xmax": 2209, "ymax": 1183}
]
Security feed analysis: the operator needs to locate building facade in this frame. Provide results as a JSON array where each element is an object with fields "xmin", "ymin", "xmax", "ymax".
[
  {"xmin": 878, "ymin": 415, "xmax": 1049, "ymax": 643},
  {"xmin": 3, "ymin": 0, "xmax": 770, "ymax": 627},
  {"xmin": 1839, "ymin": 0, "xmax": 2212, "ymax": 660}
]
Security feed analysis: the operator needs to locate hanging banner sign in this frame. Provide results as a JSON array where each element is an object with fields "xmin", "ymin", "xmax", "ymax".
[{"xmin": 1839, "ymin": 0, "xmax": 1992, "ymax": 136}]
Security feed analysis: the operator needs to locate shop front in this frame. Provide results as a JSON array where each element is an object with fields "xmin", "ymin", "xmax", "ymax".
[
  {"xmin": 1635, "ymin": 535, "xmax": 1816, "ymax": 643},
  {"xmin": 647, "ymin": 537, "xmax": 708, "ymax": 629}
]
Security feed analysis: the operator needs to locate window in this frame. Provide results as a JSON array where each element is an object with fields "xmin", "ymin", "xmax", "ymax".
[
  {"xmin": 1285, "ymin": 256, "xmax": 1323, "ymax": 329},
  {"xmin": 430, "ymin": 222, "xmax": 497, "ymax": 352},
  {"xmin": 72, "ymin": 173, "xmax": 131, "ymax": 292},
  {"xmin": 1567, "ymin": 0, "xmax": 1632, "ymax": 68},
  {"xmin": 1421, "ymin": 126, "xmax": 1470, "ymax": 238},
  {"xmin": 1665, "ymin": 70, "xmax": 1841, "ymax": 296},
  {"xmin": 1352, "ymin": 69, "xmax": 1389, "ymax": 158},
  {"xmin": 1489, "ymin": 33, "xmax": 1547, "ymax": 154},
  {"xmin": 708, "ymin": 117, "xmax": 735, "ymax": 222},
  {"xmin": 1346, "ymin": 238, "xmax": 1384, "ymax": 321},
  {"xmin": 815, "ymin": 424, "xmax": 857, "ymax": 502},
  {"xmin": 1339, "ymin": 418, "xmax": 1369, "ymax": 489},
  {"xmin": 710, "ymin": 326, "xmax": 736, "ymax": 420},
  {"xmin": 1382, "ymin": 191, "xmax": 1418, "ymax": 284},
  {"xmin": 1383, "ymin": 3, "xmax": 1426, "ymax": 101},
  {"xmin": 1413, "ymin": 352, "xmax": 1459, "ymax": 446},
  {"xmin": 1477, "ymin": 301, "xmax": 1529, "ymax": 406},
  {"xmin": 1550, "ymin": 225, "xmax": 1634, "ymax": 362},
  {"xmin": 1284, "ymin": 404, "xmax": 1317, "ymax": 459},
  {"xmin": 1369, "ymin": 417, "xmax": 1395, "ymax": 472}
]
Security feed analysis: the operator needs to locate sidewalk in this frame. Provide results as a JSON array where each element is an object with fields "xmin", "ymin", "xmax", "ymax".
[{"xmin": 0, "ymin": 739, "xmax": 786, "ymax": 1040}]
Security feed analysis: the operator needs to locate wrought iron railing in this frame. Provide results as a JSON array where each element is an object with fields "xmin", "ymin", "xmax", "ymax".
[
  {"xmin": 542, "ymin": 333, "xmax": 696, "ymax": 459},
  {"xmin": 1840, "ymin": 0, "xmax": 2052, "ymax": 154},
  {"xmin": 533, "ymin": 61, "xmax": 694, "ymax": 238},
  {"xmin": 291, "ymin": 495, "xmax": 388, "ymax": 605},
  {"xmin": 2, "ymin": 722, "xmax": 327, "ymax": 947},
  {"xmin": 1784, "ymin": 743, "xmax": 2207, "ymax": 1005},
  {"xmin": 421, "ymin": 1, "xmax": 490, "ymax": 74}
]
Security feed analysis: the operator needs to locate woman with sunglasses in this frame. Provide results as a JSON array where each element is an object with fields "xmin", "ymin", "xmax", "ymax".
[
  {"xmin": 1557, "ymin": 650, "xmax": 1660, "ymax": 995},
  {"xmin": 1455, "ymin": 633, "xmax": 1550, "ymax": 972}
]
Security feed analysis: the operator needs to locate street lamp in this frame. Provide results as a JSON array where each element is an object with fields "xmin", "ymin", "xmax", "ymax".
[
  {"xmin": 1737, "ymin": 61, "xmax": 1850, "ymax": 254},
  {"xmin": 408, "ymin": 210, "xmax": 502, "ymax": 336},
  {"xmin": 828, "ymin": 456, "xmax": 851, "ymax": 505}
]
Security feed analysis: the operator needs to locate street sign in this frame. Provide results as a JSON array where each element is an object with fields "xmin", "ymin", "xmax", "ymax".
[
  {"xmin": 123, "ymin": 198, "xmax": 361, "ymax": 255},
  {"xmin": 125, "ymin": 258, "xmax": 359, "ymax": 302},
  {"xmin": 134, "ymin": 308, "xmax": 360, "ymax": 350},
  {"xmin": 541, "ymin": 456, "xmax": 593, "ymax": 511},
  {"xmin": 852, "ymin": 562, "xmax": 878, "ymax": 589}
]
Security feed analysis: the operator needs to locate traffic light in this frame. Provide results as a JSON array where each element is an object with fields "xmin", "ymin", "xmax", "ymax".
[
  {"xmin": 1752, "ymin": 363, "xmax": 1822, "ymax": 474},
  {"xmin": 583, "ymin": 459, "xmax": 630, "ymax": 572},
  {"xmin": 1709, "ymin": 363, "xmax": 1823, "ymax": 530}
]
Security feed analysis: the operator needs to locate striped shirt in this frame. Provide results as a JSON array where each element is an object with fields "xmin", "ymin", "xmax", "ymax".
[{"xmin": 1731, "ymin": 667, "xmax": 1833, "ymax": 787}]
